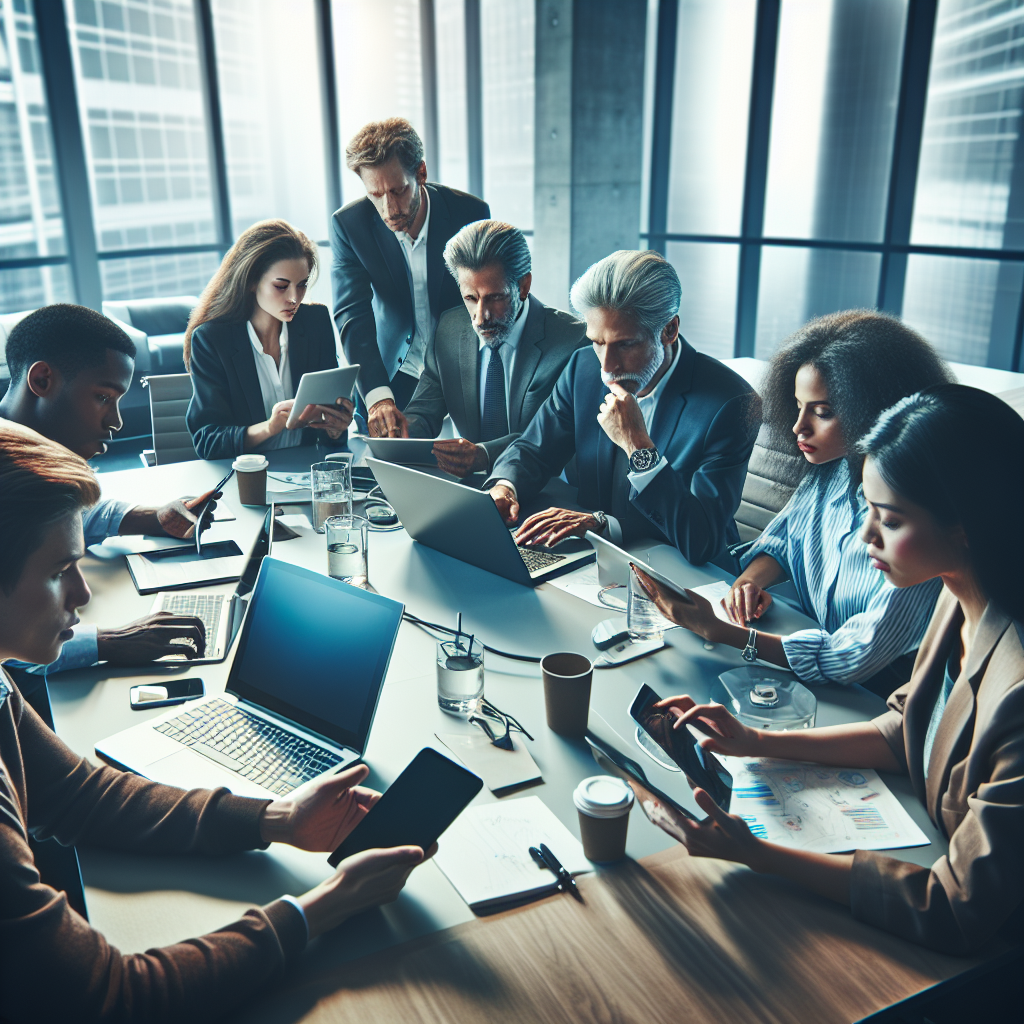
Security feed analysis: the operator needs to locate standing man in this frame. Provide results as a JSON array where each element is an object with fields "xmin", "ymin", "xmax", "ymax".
[
  {"xmin": 331, "ymin": 117, "xmax": 489, "ymax": 437},
  {"xmin": 398, "ymin": 220, "xmax": 589, "ymax": 476},
  {"xmin": 486, "ymin": 251, "xmax": 759, "ymax": 567}
]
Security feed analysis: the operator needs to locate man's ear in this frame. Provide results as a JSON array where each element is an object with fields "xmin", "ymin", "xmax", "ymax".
[
  {"xmin": 661, "ymin": 316, "xmax": 680, "ymax": 346},
  {"xmin": 415, "ymin": 160, "xmax": 428, "ymax": 187},
  {"xmin": 518, "ymin": 272, "xmax": 533, "ymax": 302},
  {"xmin": 26, "ymin": 360, "xmax": 58, "ymax": 399}
]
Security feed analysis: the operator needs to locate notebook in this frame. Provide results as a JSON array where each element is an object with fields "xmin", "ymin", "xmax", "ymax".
[{"xmin": 433, "ymin": 796, "xmax": 591, "ymax": 912}]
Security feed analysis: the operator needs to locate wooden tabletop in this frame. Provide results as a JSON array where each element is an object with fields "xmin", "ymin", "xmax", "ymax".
[{"xmin": 234, "ymin": 845, "xmax": 993, "ymax": 1024}]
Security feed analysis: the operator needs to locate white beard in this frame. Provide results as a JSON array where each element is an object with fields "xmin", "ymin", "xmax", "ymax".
[{"xmin": 601, "ymin": 339, "xmax": 665, "ymax": 394}]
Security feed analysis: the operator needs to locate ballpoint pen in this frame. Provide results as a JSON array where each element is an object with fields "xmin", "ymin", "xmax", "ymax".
[
  {"xmin": 539, "ymin": 842, "xmax": 584, "ymax": 903},
  {"xmin": 529, "ymin": 845, "xmax": 565, "ymax": 894}
]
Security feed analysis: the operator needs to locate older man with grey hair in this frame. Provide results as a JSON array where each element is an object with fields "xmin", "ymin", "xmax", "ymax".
[
  {"xmin": 396, "ymin": 219, "xmax": 589, "ymax": 476},
  {"xmin": 485, "ymin": 250, "xmax": 758, "ymax": 566}
]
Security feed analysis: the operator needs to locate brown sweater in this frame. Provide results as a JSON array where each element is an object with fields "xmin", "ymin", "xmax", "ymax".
[{"xmin": 0, "ymin": 673, "xmax": 307, "ymax": 1023}]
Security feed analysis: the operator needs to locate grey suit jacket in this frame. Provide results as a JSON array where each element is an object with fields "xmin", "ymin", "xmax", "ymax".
[
  {"xmin": 403, "ymin": 294, "xmax": 589, "ymax": 466},
  {"xmin": 851, "ymin": 588, "xmax": 1024, "ymax": 954}
]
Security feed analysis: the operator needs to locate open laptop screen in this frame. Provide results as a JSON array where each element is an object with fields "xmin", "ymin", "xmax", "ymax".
[{"xmin": 227, "ymin": 558, "xmax": 404, "ymax": 751}]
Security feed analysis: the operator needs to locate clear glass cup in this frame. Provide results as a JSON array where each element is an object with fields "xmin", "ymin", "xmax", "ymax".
[
  {"xmin": 325, "ymin": 514, "xmax": 368, "ymax": 586},
  {"xmin": 436, "ymin": 636, "xmax": 484, "ymax": 714},
  {"xmin": 311, "ymin": 457, "xmax": 353, "ymax": 533},
  {"xmin": 627, "ymin": 568, "xmax": 670, "ymax": 642}
]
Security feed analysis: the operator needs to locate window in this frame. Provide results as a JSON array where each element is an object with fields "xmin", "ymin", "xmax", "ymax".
[
  {"xmin": 211, "ymin": 0, "xmax": 329, "ymax": 242},
  {"xmin": 66, "ymin": 0, "xmax": 218, "ymax": 300},
  {"xmin": 0, "ymin": 0, "xmax": 71, "ymax": 313},
  {"xmin": 434, "ymin": 0, "xmax": 468, "ymax": 192}
]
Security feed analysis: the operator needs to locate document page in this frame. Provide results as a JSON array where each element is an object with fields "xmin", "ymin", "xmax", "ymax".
[
  {"xmin": 717, "ymin": 756, "xmax": 929, "ymax": 853},
  {"xmin": 434, "ymin": 796, "xmax": 591, "ymax": 911}
]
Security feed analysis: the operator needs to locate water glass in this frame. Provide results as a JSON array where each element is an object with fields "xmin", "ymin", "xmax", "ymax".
[
  {"xmin": 436, "ymin": 636, "xmax": 484, "ymax": 714},
  {"xmin": 311, "ymin": 457, "xmax": 353, "ymax": 533},
  {"xmin": 627, "ymin": 568, "xmax": 671, "ymax": 642},
  {"xmin": 325, "ymin": 514, "xmax": 368, "ymax": 586}
]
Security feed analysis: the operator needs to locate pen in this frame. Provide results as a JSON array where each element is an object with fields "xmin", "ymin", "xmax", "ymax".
[
  {"xmin": 529, "ymin": 845, "xmax": 564, "ymax": 894},
  {"xmin": 539, "ymin": 843, "xmax": 584, "ymax": 903}
]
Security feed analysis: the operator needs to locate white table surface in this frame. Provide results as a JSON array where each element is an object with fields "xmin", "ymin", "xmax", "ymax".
[{"xmin": 47, "ymin": 447, "xmax": 947, "ymax": 1019}]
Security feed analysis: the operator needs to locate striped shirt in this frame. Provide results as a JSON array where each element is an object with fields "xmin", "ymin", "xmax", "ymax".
[{"xmin": 742, "ymin": 459, "xmax": 942, "ymax": 686}]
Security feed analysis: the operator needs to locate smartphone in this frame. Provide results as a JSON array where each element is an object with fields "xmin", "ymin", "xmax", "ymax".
[
  {"xmin": 328, "ymin": 747, "xmax": 483, "ymax": 867},
  {"xmin": 628, "ymin": 683, "xmax": 732, "ymax": 809},
  {"xmin": 194, "ymin": 468, "xmax": 235, "ymax": 555},
  {"xmin": 129, "ymin": 677, "xmax": 205, "ymax": 710}
]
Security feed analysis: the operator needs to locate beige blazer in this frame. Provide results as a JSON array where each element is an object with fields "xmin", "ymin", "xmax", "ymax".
[{"xmin": 849, "ymin": 587, "xmax": 1024, "ymax": 954}]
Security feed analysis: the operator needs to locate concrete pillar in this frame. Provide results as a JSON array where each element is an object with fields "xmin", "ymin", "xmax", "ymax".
[{"xmin": 532, "ymin": 0, "xmax": 648, "ymax": 311}]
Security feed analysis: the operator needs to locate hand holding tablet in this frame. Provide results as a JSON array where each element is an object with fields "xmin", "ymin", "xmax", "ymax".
[{"xmin": 284, "ymin": 365, "xmax": 360, "ymax": 429}]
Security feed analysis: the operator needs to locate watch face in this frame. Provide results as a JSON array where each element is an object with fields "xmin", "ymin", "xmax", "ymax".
[{"xmin": 630, "ymin": 448, "xmax": 657, "ymax": 473}]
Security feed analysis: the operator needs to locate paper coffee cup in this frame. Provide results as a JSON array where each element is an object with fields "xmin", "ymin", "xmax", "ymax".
[
  {"xmin": 541, "ymin": 652, "xmax": 593, "ymax": 736},
  {"xmin": 232, "ymin": 454, "xmax": 268, "ymax": 505},
  {"xmin": 573, "ymin": 775, "xmax": 633, "ymax": 862}
]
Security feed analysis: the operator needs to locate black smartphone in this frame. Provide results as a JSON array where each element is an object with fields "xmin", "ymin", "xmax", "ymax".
[
  {"xmin": 194, "ymin": 468, "xmax": 235, "ymax": 555},
  {"xmin": 129, "ymin": 677, "xmax": 205, "ymax": 710},
  {"xmin": 628, "ymin": 683, "xmax": 732, "ymax": 810},
  {"xmin": 328, "ymin": 747, "xmax": 483, "ymax": 868}
]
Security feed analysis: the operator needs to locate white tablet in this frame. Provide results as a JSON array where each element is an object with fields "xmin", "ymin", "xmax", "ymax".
[
  {"xmin": 360, "ymin": 436, "xmax": 438, "ymax": 466},
  {"xmin": 285, "ymin": 364, "xmax": 360, "ymax": 428}
]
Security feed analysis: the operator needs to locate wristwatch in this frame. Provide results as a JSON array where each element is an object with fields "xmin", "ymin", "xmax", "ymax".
[
  {"xmin": 742, "ymin": 627, "xmax": 759, "ymax": 664},
  {"xmin": 629, "ymin": 446, "xmax": 660, "ymax": 473},
  {"xmin": 592, "ymin": 509, "xmax": 609, "ymax": 534}
]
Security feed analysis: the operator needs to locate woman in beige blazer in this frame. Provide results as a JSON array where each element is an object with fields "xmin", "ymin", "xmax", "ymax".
[{"xmin": 633, "ymin": 384, "xmax": 1023, "ymax": 955}]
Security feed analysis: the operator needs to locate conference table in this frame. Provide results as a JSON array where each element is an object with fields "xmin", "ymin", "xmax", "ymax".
[{"xmin": 47, "ymin": 444, "xmax": 1000, "ymax": 1023}]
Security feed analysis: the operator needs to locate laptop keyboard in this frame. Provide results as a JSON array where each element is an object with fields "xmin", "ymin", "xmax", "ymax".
[
  {"xmin": 162, "ymin": 592, "xmax": 225, "ymax": 655},
  {"xmin": 154, "ymin": 698, "xmax": 344, "ymax": 794},
  {"xmin": 517, "ymin": 547, "xmax": 566, "ymax": 574}
]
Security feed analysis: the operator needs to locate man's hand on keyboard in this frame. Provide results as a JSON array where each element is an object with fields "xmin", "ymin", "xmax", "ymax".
[
  {"xmin": 259, "ymin": 763, "xmax": 382, "ymax": 851},
  {"xmin": 96, "ymin": 612, "xmax": 207, "ymax": 665},
  {"xmin": 514, "ymin": 506, "xmax": 601, "ymax": 547}
]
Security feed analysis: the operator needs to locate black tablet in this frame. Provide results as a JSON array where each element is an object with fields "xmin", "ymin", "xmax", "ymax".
[
  {"xmin": 628, "ymin": 683, "xmax": 732, "ymax": 810},
  {"xmin": 328, "ymin": 747, "xmax": 482, "ymax": 867}
]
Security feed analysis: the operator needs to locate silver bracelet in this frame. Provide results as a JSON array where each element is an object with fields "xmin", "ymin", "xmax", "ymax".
[{"xmin": 741, "ymin": 627, "xmax": 759, "ymax": 663}]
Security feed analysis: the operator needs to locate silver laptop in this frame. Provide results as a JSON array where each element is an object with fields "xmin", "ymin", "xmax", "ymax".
[
  {"xmin": 151, "ymin": 505, "xmax": 276, "ymax": 664},
  {"xmin": 97, "ymin": 557, "xmax": 405, "ymax": 799},
  {"xmin": 366, "ymin": 458, "xmax": 594, "ymax": 586}
]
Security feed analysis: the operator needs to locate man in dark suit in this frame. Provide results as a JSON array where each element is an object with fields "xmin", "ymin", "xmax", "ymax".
[
  {"xmin": 330, "ymin": 117, "xmax": 489, "ymax": 437},
  {"xmin": 397, "ymin": 220, "xmax": 589, "ymax": 477},
  {"xmin": 486, "ymin": 251, "xmax": 759, "ymax": 567}
]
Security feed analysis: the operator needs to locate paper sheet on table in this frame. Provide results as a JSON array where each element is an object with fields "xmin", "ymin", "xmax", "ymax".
[
  {"xmin": 543, "ymin": 561, "xmax": 609, "ymax": 608},
  {"xmin": 689, "ymin": 581, "xmax": 733, "ymax": 622},
  {"xmin": 716, "ymin": 756, "xmax": 929, "ymax": 853},
  {"xmin": 436, "ymin": 731, "xmax": 542, "ymax": 792},
  {"xmin": 434, "ymin": 796, "xmax": 591, "ymax": 911}
]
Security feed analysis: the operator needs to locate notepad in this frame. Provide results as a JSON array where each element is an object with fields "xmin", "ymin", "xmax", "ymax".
[{"xmin": 434, "ymin": 796, "xmax": 591, "ymax": 912}]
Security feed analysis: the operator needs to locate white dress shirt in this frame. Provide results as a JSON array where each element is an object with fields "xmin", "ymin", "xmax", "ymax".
[
  {"xmin": 248, "ymin": 320, "xmax": 301, "ymax": 450},
  {"xmin": 477, "ymin": 294, "xmax": 531, "ymax": 421},
  {"xmin": 364, "ymin": 191, "xmax": 433, "ymax": 411}
]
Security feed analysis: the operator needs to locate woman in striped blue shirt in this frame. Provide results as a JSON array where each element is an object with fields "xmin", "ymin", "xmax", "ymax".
[{"xmin": 637, "ymin": 310, "xmax": 954, "ymax": 687}]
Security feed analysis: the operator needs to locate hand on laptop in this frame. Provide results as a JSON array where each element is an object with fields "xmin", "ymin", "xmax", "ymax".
[
  {"xmin": 259, "ymin": 763, "xmax": 381, "ymax": 852},
  {"xmin": 514, "ymin": 507, "xmax": 600, "ymax": 547},
  {"xmin": 368, "ymin": 398, "xmax": 410, "ymax": 438},
  {"xmin": 489, "ymin": 484, "xmax": 520, "ymax": 524},
  {"xmin": 432, "ymin": 438, "xmax": 488, "ymax": 477},
  {"xmin": 96, "ymin": 612, "xmax": 207, "ymax": 664}
]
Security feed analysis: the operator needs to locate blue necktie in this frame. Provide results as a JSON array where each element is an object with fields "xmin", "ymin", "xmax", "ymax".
[{"xmin": 480, "ymin": 345, "xmax": 509, "ymax": 442}]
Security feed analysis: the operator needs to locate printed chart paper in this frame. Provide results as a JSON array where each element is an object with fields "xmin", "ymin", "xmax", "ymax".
[{"xmin": 717, "ymin": 756, "xmax": 929, "ymax": 853}]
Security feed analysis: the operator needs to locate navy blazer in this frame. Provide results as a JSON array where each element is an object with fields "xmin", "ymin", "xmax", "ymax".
[
  {"xmin": 186, "ymin": 303, "xmax": 340, "ymax": 460},
  {"xmin": 330, "ymin": 183, "xmax": 490, "ymax": 397},
  {"xmin": 487, "ymin": 341, "xmax": 760, "ymax": 565}
]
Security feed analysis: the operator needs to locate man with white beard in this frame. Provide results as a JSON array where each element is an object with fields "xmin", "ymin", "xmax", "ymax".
[
  {"xmin": 485, "ymin": 250, "xmax": 759, "ymax": 567},
  {"xmin": 394, "ymin": 220, "xmax": 589, "ymax": 477}
]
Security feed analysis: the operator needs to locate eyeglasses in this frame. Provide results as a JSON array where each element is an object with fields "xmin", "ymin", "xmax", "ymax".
[{"xmin": 469, "ymin": 698, "xmax": 534, "ymax": 751}]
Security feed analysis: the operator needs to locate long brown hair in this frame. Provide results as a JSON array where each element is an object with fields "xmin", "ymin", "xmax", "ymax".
[{"xmin": 184, "ymin": 219, "xmax": 318, "ymax": 368}]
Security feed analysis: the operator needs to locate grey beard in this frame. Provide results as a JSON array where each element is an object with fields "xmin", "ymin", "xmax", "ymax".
[
  {"xmin": 601, "ymin": 340, "xmax": 665, "ymax": 393},
  {"xmin": 476, "ymin": 292, "xmax": 523, "ymax": 347}
]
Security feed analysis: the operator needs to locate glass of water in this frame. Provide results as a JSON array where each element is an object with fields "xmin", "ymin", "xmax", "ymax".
[
  {"xmin": 311, "ymin": 457, "xmax": 352, "ymax": 533},
  {"xmin": 325, "ymin": 514, "xmax": 368, "ymax": 586},
  {"xmin": 627, "ymin": 568, "xmax": 671, "ymax": 642},
  {"xmin": 436, "ymin": 636, "xmax": 484, "ymax": 714}
]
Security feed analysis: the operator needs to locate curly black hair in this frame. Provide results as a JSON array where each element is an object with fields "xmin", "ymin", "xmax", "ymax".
[{"xmin": 759, "ymin": 309, "xmax": 954, "ymax": 486}]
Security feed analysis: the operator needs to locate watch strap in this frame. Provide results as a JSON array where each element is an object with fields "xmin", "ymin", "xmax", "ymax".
[{"xmin": 742, "ymin": 627, "xmax": 759, "ymax": 663}]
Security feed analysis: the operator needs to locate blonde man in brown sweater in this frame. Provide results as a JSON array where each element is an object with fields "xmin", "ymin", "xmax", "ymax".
[{"xmin": 0, "ymin": 423, "xmax": 430, "ymax": 1023}]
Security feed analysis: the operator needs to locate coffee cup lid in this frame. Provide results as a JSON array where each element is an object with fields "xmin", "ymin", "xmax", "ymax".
[
  {"xmin": 232, "ymin": 454, "xmax": 268, "ymax": 471},
  {"xmin": 573, "ymin": 775, "xmax": 634, "ymax": 818}
]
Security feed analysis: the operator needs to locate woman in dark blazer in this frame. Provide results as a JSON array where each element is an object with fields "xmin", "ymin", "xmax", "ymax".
[
  {"xmin": 185, "ymin": 219, "xmax": 353, "ymax": 460},
  {"xmin": 633, "ymin": 384, "xmax": 1023, "ymax": 955}
]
